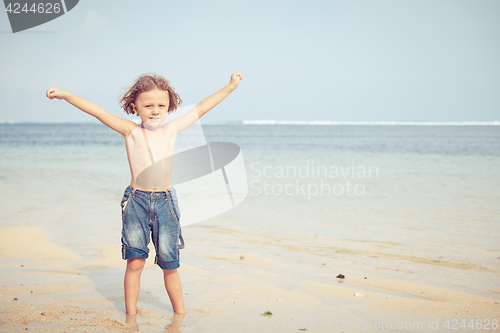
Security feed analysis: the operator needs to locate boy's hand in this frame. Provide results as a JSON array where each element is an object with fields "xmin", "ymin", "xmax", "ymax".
[
  {"xmin": 228, "ymin": 72, "xmax": 243, "ymax": 90},
  {"xmin": 46, "ymin": 87, "xmax": 67, "ymax": 100}
]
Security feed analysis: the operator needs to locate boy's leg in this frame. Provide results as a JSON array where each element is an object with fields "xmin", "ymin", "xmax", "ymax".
[
  {"xmin": 124, "ymin": 258, "xmax": 146, "ymax": 315},
  {"xmin": 163, "ymin": 268, "xmax": 186, "ymax": 314}
]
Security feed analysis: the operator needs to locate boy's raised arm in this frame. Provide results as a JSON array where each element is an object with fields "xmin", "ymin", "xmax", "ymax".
[
  {"xmin": 46, "ymin": 87, "xmax": 135, "ymax": 136},
  {"xmin": 170, "ymin": 72, "xmax": 242, "ymax": 135}
]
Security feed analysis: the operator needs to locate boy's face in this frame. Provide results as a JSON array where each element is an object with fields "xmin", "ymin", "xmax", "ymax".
[{"xmin": 131, "ymin": 88, "xmax": 170, "ymax": 125}]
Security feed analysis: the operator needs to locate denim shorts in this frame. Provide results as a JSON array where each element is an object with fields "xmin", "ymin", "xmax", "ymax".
[{"xmin": 120, "ymin": 185, "xmax": 184, "ymax": 270}]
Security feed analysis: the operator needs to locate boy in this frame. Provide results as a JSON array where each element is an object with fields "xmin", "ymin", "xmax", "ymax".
[{"xmin": 46, "ymin": 71, "xmax": 243, "ymax": 315}]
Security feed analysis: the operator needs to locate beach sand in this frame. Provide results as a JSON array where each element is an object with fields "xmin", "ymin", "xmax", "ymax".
[{"xmin": 0, "ymin": 225, "xmax": 499, "ymax": 332}]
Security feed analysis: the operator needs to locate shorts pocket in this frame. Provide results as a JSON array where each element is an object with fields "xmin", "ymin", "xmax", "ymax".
[
  {"xmin": 169, "ymin": 196, "xmax": 181, "ymax": 225},
  {"xmin": 121, "ymin": 194, "xmax": 131, "ymax": 220}
]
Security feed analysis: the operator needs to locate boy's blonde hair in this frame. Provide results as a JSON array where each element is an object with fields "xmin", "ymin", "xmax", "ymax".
[{"xmin": 119, "ymin": 73, "xmax": 182, "ymax": 115}]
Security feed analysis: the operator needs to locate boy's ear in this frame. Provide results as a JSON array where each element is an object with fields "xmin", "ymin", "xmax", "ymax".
[{"xmin": 131, "ymin": 103, "xmax": 137, "ymax": 114}]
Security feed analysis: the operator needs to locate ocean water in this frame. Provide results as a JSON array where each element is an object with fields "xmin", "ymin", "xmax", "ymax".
[{"xmin": 0, "ymin": 122, "xmax": 499, "ymax": 295}]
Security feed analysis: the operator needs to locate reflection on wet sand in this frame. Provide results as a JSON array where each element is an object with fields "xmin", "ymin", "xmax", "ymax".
[{"xmin": 123, "ymin": 312, "xmax": 185, "ymax": 333}]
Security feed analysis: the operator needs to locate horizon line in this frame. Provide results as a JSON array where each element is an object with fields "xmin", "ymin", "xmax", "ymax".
[{"xmin": 1, "ymin": 120, "xmax": 499, "ymax": 126}]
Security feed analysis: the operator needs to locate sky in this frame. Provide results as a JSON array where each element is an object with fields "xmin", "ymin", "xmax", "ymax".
[{"xmin": 0, "ymin": 0, "xmax": 499, "ymax": 123}]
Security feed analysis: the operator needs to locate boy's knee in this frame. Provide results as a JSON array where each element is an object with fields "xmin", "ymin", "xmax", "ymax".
[{"xmin": 127, "ymin": 258, "xmax": 146, "ymax": 272}]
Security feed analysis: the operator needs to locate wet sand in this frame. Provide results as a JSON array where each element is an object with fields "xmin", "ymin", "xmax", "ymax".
[{"xmin": 0, "ymin": 225, "xmax": 499, "ymax": 332}]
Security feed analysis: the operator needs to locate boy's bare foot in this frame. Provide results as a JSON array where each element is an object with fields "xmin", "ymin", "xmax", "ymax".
[
  {"xmin": 125, "ymin": 313, "xmax": 139, "ymax": 331},
  {"xmin": 174, "ymin": 310, "xmax": 187, "ymax": 315},
  {"xmin": 165, "ymin": 313, "xmax": 186, "ymax": 332},
  {"xmin": 125, "ymin": 313, "xmax": 137, "ymax": 323}
]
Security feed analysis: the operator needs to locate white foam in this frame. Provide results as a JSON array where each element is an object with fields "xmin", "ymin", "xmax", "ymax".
[{"xmin": 240, "ymin": 120, "xmax": 500, "ymax": 126}]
